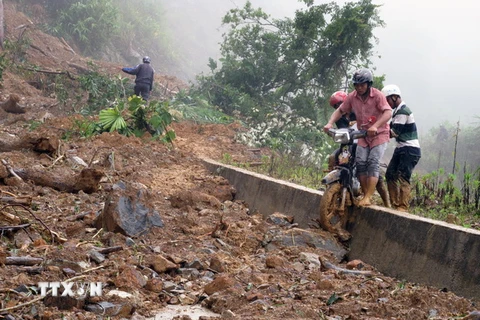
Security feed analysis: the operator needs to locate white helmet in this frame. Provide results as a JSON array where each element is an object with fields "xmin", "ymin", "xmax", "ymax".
[{"xmin": 382, "ymin": 84, "xmax": 401, "ymax": 97}]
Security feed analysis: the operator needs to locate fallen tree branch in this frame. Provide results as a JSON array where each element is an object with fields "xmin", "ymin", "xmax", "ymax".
[
  {"xmin": 1, "ymin": 159, "xmax": 23, "ymax": 181},
  {"xmin": 30, "ymin": 44, "xmax": 48, "ymax": 56},
  {"xmin": 6, "ymin": 256, "xmax": 43, "ymax": 266},
  {"xmin": 0, "ymin": 204, "xmax": 57, "ymax": 244},
  {"xmin": 0, "ymin": 210, "xmax": 21, "ymax": 224},
  {"xmin": 65, "ymin": 211, "xmax": 91, "ymax": 222},
  {"xmin": 17, "ymin": 66, "xmax": 75, "ymax": 80},
  {"xmin": 18, "ymin": 266, "xmax": 44, "ymax": 274},
  {"xmin": 0, "ymin": 196, "xmax": 32, "ymax": 205},
  {"xmin": 60, "ymin": 37, "xmax": 76, "ymax": 55},
  {"xmin": 15, "ymin": 167, "xmax": 104, "ymax": 194},
  {"xmin": 96, "ymin": 246, "xmax": 123, "ymax": 255},
  {"xmin": 0, "ymin": 223, "xmax": 30, "ymax": 232}
]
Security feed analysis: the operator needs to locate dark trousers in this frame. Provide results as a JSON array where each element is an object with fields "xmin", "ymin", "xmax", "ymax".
[
  {"xmin": 386, "ymin": 147, "xmax": 420, "ymax": 184},
  {"xmin": 134, "ymin": 83, "xmax": 151, "ymax": 101}
]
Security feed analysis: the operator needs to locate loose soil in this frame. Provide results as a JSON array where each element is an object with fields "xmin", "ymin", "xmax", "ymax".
[{"xmin": 0, "ymin": 2, "xmax": 477, "ymax": 320}]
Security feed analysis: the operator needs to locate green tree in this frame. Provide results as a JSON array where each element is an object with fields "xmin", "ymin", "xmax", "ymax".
[
  {"xmin": 197, "ymin": 0, "xmax": 384, "ymax": 123},
  {"xmin": 54, "ymin": 0, "xmax": 118, "ymax": 56}
]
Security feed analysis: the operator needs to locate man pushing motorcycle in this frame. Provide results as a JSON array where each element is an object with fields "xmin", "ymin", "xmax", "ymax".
[
  {"xmin": 323, "ymin": 69, "xmax": 392, "ymax": 207},
  {"xmin": 327, "ymin": 90, "xmax": 390, "ymax": 208}
]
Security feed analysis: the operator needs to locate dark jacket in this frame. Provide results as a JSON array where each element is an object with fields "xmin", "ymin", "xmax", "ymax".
[{"xmin": 122, "ymin": 63, "xmax": 155, "ymax": 91}]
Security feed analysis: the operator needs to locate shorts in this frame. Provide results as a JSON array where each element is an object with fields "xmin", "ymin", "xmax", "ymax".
[{"xmin": 355, "ymin": 143, "xmax": 388, "ymax": 178}]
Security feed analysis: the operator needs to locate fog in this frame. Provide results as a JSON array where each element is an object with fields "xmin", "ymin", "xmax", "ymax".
[{"xmin": 161, "ymin": 0, "xmax": 480, "ymax": 132}]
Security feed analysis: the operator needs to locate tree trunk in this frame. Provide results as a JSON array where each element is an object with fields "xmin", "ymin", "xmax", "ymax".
[{"xmin": 15, "ymin": 168, "xmax": 104, "ymax": 194}]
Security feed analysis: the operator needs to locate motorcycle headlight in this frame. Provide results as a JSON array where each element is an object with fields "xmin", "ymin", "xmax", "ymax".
[{"xmin": 333, "ymin": 131, "xmax": 350, "ymax": 144}]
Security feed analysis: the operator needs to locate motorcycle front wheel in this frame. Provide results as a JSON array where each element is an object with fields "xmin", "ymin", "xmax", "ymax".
[{"xmin": 319, "ymin": 182, "xmax": 351, "ymax": 241}]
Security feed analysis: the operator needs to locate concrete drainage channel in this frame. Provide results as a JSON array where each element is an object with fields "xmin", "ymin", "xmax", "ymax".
[{"xmin": 202, "ymin": 158, "xmax": 480, "ymax": 303}]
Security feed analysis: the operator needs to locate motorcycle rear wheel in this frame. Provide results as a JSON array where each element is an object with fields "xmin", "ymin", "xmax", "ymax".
[{"xmin": 319, "ymin": 182, "xmax": 351, "ymax": 241}]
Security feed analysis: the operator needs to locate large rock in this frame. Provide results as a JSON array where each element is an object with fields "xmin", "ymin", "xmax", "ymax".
[
  {"xmin": 94, "ymin": 181, "xmax": 164, "ymax": 237},
  {"xmin": 263, "ymin": 227, "xmax": 348, "ymax": 262}
]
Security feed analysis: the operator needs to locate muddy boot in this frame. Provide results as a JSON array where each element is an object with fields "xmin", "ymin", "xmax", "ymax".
[
  {"xmin": 398, "ymin": 178, "xmax": 411, "ymax": 212},
  {"xmin": 376, "ymin": 177, "xmax": 391, "ymax": 208},
  {"xmin": 387, "ymin": 180, "xmax": 399, "ymax": 209}
]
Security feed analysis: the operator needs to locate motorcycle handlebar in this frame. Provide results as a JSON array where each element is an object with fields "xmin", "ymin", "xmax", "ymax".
[
  {"xmin": 327, "ymin": 128, "xmax": 336, "ymax": 137},
  {"xmin": 351, "ymin": 130, "xmax": 367, "ymax": 139},
  {"xmin": 326, "ymin": 128, "xmax": 366, "ymax": 138}
]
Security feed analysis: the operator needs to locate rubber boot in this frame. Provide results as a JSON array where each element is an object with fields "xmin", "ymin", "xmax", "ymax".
[
  {"xmin": 387, "ymin": 180, "xmax": 399, "ymax": 209},
  {"xmin": 398, "ymin": 178, "xmax": 411, "ymax": 212},
  {"xmin": 376, "ymin": 177, "xmax": 391, "ymax": 208}
]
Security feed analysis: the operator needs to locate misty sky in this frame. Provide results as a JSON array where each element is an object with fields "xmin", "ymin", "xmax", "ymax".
[{"xmin": 163, "ymin": 0, "xmax": 480, "ymax": 133}]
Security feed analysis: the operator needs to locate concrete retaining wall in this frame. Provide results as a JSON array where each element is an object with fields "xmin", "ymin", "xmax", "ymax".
[{"xmin": 203, "ymin": 158, "xmax": 480, "ymax": 302}]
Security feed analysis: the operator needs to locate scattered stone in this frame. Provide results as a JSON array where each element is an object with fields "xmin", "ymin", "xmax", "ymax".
[
  {"xmin": 62, "ymin": 268, "xmax": 77, "ymax": 276},
  {"xmin": 149, "ymin": 255, "xmax": 178, "ymax": 273},
  {"xmin": 32, "ymin": 238, "xmax": 47, "ymax": 247},
  {"xmin": 265, "ymin": 255, "xmax": 286, "ymax": 269},
  {"xmin": 346, "ymin": 259, "xmax": 364, "ymax": 270},
  {"xmin": 204, "ymin": 275, "xmax": 236, "ymax": 295},
  {"xmin": 106, "ymin": 290, "xmax": 134, "ymax": 299},
  {"xmin": 168, "ymin": 296, "xmax": 180, "ymax": 305},
  {"xmin": 209, "ymin": 256, "xmax": 225, "ymax": 273},
  {"xmin": 266, "ymin": 212, "xmax": 294, "ymax": 226},
  {"xmin": 14, "ymin": 231, "xmax": 32, "ymax": 250},
  {"xmin": 65, "ymin": 222, "xmax": 86, "ymax": 238},
  {"xmin": 85, "ymin": 301, "xmax": 135, "ymax": 317},
  {"xmin": 126, "ymin": 237, "xmax": 136, "ymax": 247},
  {"xmin": 178, "ymin": 293, "xmax": 196, "ymax": 305},
  {"xmin": 177, "ymin": 268, "xmax": 200, "ymax": 279},
  {"xmin": 114, "ymin": 266, "xmax": 147, "ymax": 289},
  {"xmin": 299, "ymin": 252, "xmax": 321, "ymax": 269},
  {"xmin": 88, "ymin": 250, "xmax": 106, "ymax": 264},
  {"xmin": 197, "ymin": 177, "xmax": 236, "ymax": 202},
  {"xmin": 169, "ymin": 190, "xmax": 222, "ymax": 210},
  {"xmin": 292, "ymin": 262, "xmax": 305, "ymax": 272},
  {"xmin": 316, "ymin": 279, "xmax": 335, "ymax": 290},
  {"xmin": 264, "ymin": 228, "xmax": 347, "ymax": 262},
  {"xmin": 163, "ymin": 281, "xmax": 177, "ymax": 292},
  {"xmin": 185, "ymin": 258, "xmax": 204, "ymax": 270},
  {"xmin": 145, "ymin": 278, "xmax": 163, "ymax": 293},
  {"xmin": 246, "ymin": 292, "xmax": 264, "ymax": 302}
]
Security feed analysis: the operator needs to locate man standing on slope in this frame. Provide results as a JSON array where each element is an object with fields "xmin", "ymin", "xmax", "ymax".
[
  {"xmin": 122, "ymin": 56, "xmax": 155, "ymax": 101},
  {"xmin": 324, "ymin": 69, "xmax": 392, "ymax": 206},
  {"xmin": 382, "ymin": 84, "xmax": 421, "ymax": 212}
]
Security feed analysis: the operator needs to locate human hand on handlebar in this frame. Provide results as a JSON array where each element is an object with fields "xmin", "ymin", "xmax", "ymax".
[
  {"xmin": 366, "ymin": 126, "xmax": 378, "ymax": 137},
  {"xmin": 323, "ymin": 123, "xmax": 333, "ymax": 133}
]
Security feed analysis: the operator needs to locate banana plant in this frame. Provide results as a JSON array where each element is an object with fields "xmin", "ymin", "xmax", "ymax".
[
  {"xmin": 98, "ymin": 100, "xmax": 130, "ymax": 135},
  {"xmin": 97, "ymin": 95, "xmax": 176, "ymax": 146}
]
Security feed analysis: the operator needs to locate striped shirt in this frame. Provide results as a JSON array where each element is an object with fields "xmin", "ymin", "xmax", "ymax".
[{"xmin": 390, "ymin": 102, "xmax": 420, "ymax": 149}]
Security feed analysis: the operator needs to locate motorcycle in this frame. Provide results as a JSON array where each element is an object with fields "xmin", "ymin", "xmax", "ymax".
[{"xmin": 319, "ymin": 127, "xmax": 366, "ymax": 241}]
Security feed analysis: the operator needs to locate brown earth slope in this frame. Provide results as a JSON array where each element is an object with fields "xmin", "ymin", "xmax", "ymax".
[{"xmin": 0, "ymin": 2, "xmax": 477, "ymax": 320}]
